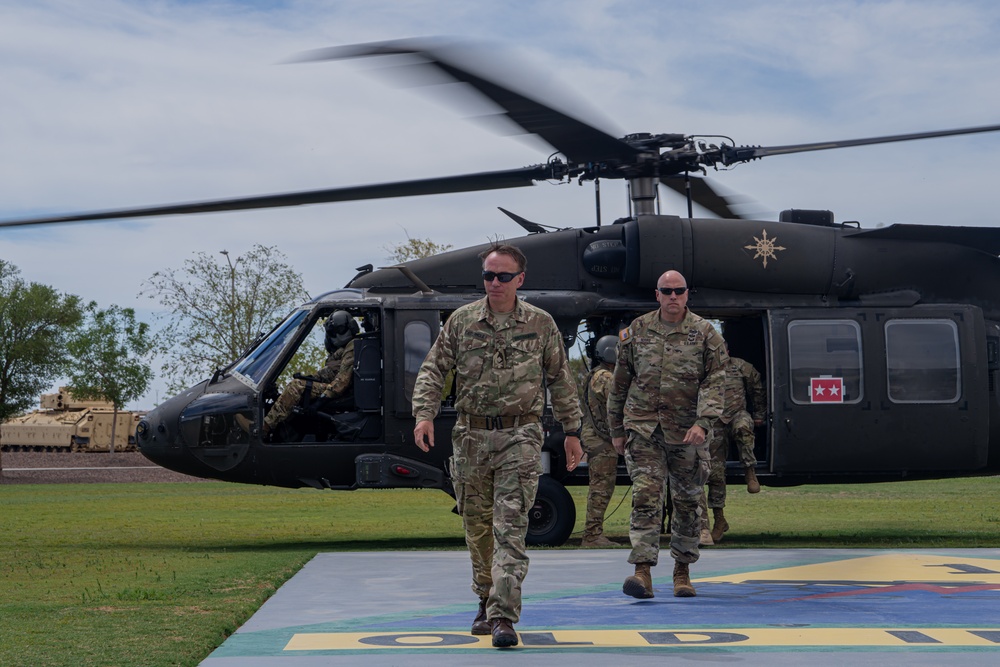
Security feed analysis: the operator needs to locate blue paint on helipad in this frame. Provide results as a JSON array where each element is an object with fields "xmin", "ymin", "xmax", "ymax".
[{"xmin": 200, "ymin": 548, "xmax": 1000, "ymax": 666}]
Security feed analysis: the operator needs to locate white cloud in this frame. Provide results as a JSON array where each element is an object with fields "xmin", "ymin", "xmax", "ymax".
[{"xmin": 2, "ymin": 0, "xmax": 1000, "ymax": 406}]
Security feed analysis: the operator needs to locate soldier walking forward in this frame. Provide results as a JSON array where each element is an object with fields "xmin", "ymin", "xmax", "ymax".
[
  {"xmin": 412, "ymin": 243, "xmax": 583, "ymax": 649},
  {"xmin": 702, "ymin": 351, "xmax": 767, "ymax": 543},
  {"xmin": 608, "ymin": 270, "xmax": 727, "ymax": 599}
]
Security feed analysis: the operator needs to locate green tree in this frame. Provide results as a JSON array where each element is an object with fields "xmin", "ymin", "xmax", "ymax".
[
  {"xmin": 0, "ymin": 260, "xmax": 84, "ymax": 422},
  {"xmin": 66, "ymin": 302, "xmax": 154, "ymax": 451},
  {"xmin": 140, "ymin": 245, "xmax": 309, "ymax": 392},
  {"xmin": 384, "ymin": 233, "xmax": 453, "ymax": 263}
]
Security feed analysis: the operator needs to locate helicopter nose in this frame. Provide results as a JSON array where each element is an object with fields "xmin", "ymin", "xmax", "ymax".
[
  {"xmin": 135, "ymin": 384, "xmax": 205, "ymax": 469},
  {"xmin": 136, "ymin": 411, "xmax": 176, "ymax": 468}
]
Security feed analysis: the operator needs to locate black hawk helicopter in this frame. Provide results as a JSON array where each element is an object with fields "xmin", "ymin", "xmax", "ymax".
[{"xmin": 5, "ymin": 39, "xmax": 1000, "ymax": 546}]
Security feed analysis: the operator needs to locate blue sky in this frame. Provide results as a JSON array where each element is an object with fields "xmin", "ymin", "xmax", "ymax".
[{"xmin": 2, "ymin": 0, "xmax": 1000, "ymax": 405}]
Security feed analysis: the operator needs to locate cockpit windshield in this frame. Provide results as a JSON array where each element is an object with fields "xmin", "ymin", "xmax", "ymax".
[{"xmin": 231, "ymin": 309, "xmax": 309, "ymax": 387}]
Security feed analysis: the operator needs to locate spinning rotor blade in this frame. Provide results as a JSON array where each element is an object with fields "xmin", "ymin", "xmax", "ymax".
[
  {"xmin": 660, "ymin": 175, "xmax": 748, "ymax": 219},
  {"xmin": 291, "ymin": 39, "xmax": 640, "ymax": 164},
  {"xmin": 0, "ymin": 166, "xmax": 552, "ymax": 228},
  {"xmin": 719, "ymin": 123, "xmax": 1000, "ymax": 165}
]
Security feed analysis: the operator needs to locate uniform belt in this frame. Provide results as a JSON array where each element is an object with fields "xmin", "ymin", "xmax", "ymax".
[{"xmin": 465, "ymin": 414, "xmax": 540, "ymax": 430}]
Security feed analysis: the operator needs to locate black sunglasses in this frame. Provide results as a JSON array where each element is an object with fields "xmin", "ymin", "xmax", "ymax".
[
  {"xmin": 483, "ymin": 271, "xmax": 521, "ymax": 283},
  {"xmin": 657, "ymin": 286, "xmax": 688, "ymax": 295}
]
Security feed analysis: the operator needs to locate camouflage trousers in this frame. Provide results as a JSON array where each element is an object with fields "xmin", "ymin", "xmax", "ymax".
[
  {"xmin": 449, "ymin": 419, "xmax": 543, "ymax": 623},
  {"xmin": 703, "ymin": 411, "xmax": 757, "ymax": 510},
  {"xmin": 624, "ymin": 425, "xmax": 711, "ymax": 566},
  {"xmin": 264, "ymin": 378, "xmax": 315, "ymax": 430},
  {"xmin": 581, "ymin": 429, "xmax": 617, "ymax": 540}
]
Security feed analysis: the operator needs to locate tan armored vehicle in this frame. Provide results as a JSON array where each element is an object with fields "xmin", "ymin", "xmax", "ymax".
[{"xmin": 0, "ymin": 388, "xmax": 140, "ymax": 452}]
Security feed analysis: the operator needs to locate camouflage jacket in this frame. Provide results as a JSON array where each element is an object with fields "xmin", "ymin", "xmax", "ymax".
[
  {"xmin": 411, "ymin": 296, "xmax": 582, "ymax": 431},
  {"xmin": 721, "ymin": 356, "xmax": 766, "ymax": 424},
  {"xmin": 316, "ymin": 340, "xmax": 355, "ymax": 400},
  {"xmin": 582, "ymin": 365, "xmax": 613, "ymax": 443},
  {"xmin": 607, "ymin": 308, "xmax": 727, "ymax": 442}
]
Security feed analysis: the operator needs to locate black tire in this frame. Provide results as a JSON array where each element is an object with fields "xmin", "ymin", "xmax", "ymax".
[{"xmin": 527, "ymin": 475, "xmax": 576, "ymax": 547}]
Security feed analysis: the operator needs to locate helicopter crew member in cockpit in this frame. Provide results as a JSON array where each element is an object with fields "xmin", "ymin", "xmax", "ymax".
[
  {"xmin": 411, "ymin": 243, "xmax": 583, "ymax": 650},
  {"xmin": 241, "ymin": 310, "xmax": 357, "ymax": 438},
  {"xmin": 608, "ymin": 270, "xmax": 727, "ymax": 600}
]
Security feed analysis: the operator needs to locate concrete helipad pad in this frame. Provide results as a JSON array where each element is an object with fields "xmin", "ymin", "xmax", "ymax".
[{"xmin": 200, "ymin": 548, "xmax": 1000, "ymax": 666}]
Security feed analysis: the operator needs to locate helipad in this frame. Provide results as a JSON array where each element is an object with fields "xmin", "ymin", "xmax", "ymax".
[{"xmin": 200, "ymin": 548, "xmax": 1000, "ymax": 666}]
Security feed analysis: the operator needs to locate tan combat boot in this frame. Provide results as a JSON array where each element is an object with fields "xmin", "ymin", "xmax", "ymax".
[
  {"xmin": 673, "ymin": 561, "xmax": 696, "ymax": 597},
  {"xmin": 622, "ymin": 563, "xmax": 655, "ymax": 599},
  {"xmin": 711, "ymin": 507, "xmax": 730, "ymax": 543},
  {"xmin": 699, "ymin": 526, "xmax": 714, "ymax": 546},
  {"xmin": 581, "ymin": 534, "xmax": 616, "ymax": 548},
  {"xmin": 746, "ymin": 466, "xmax": 761, "ymax": 494}
]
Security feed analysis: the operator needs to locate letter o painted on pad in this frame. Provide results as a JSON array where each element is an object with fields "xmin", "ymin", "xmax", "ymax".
[{"xmin": 358, "ymin": 633, "xmax": 480, "ymax": 647}]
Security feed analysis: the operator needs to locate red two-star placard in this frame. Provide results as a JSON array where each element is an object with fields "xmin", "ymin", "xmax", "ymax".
[{"xmin": 810, "ymin": 377, "xmax": 844, "ymax": 403}]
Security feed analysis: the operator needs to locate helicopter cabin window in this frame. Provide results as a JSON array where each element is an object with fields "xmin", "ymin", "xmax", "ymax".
[
  {"xmin": 787, "ymin": 320, "xmax": 863, "ymax": 405},
  {"xmin": 885, "ymin": 319, "xmax": 961, "ymax": 403},
  {"xmin": 404, "ymin": 320, "xmax": 433, "ymax": 402}
]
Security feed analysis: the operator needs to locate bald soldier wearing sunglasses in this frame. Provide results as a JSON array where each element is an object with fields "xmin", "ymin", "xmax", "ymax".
[
  {"xmin": 412, "ymin": 243, "xmax": 583, "ymax": 649},
  {"xmin": 608, "ymin": 270, "xmax": 727, "ymax": 600}
]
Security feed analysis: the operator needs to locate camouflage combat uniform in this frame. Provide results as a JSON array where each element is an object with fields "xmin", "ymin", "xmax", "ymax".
[
  {"xmin": 264, "ymin": 341, "xmax": 355, "ymax": 431},
  {"xmin": 607, "ymin": 308, "xmax": 726, "ymax": 566},
  {"xmin": 581, "ymin": 364, "xmax": 617, "ymax": 541},
  {"xmin": 705, "ymin": 356, "xmax": 766, "ymax": 509},
  {"xmin": 412, "ymin": 296, "xmax": 582, "ymax": 623}
]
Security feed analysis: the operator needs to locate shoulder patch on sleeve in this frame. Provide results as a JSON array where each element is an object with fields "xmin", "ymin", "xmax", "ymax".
[
  {"xmin": 618, "ymin": 327, "xmax": 632, "ymax": 343},
  {"xmin": 706, "ymin": 327, "xmax": 725, "ymax": 350}
]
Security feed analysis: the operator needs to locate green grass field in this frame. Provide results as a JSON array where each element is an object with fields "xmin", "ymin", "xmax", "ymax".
[{"xmin": 1, "ymin": 477, "xmax": 998, "ymax": 666}]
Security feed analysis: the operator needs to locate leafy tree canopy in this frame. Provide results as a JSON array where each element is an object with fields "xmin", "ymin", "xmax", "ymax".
[
  {"xmin": 0, "ymin": 260, "xmax": 84, "ymax": 422},
  {"xmin": 384, "ymin": 233, "xmax": 453, "ymax": 264},
  {"xmin": 66, "ymin": 302, "xmax": 154, "ymax": 411},
  {"xmin": 140, "ymin": 245, "xmax": 309, "ymax": 392}
]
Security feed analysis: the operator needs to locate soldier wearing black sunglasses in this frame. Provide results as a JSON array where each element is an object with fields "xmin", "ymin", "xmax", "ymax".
[
  {"xmin": 412, "ymin": 243, "xmax": 583, "ymax": 649},
  {"xmin": 608, "ymin": 270, "xmax": 728, "ymax": 601}
]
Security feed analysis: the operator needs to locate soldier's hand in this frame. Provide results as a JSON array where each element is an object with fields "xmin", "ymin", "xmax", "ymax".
[
  {"xmin": 612, "ymin": 436, "xmax": 626, "ymax": 456},
  {"xmin": 414, "ymin": 420, "xmax": 435, "ymax": 452},
  {"xmin": 564, "ymin": 436, "xmax": 583, "ymax": 471},
  {"xmin": 683, "ymin": 424, "xmax": 707, "ymax": 445}
]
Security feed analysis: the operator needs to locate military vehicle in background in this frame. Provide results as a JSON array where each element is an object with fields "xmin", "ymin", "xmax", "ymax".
[{"xmin": 0, "ymin": 388, "xmax": 142, "ymax": 453}]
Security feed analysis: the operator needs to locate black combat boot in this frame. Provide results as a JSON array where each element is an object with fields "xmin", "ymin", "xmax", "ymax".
[{"xmin": 471, "ymin": 597, "xmax": 490, "ymax": 635}]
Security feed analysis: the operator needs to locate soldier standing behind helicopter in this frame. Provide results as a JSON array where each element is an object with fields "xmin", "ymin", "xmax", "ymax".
[{"xmin": 580, "ymin": 334, "xmax": 620, "ymax": 548}]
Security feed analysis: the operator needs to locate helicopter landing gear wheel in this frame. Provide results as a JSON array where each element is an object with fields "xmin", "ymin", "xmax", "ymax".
[{"xmin": 527, "ymin": 475, "xmax": 575, "ymax": 547}]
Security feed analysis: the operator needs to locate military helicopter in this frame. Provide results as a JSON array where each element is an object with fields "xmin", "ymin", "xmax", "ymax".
[{"xmin": 5, "ymin": 39, "xmax": 1000, "ymax": 546}]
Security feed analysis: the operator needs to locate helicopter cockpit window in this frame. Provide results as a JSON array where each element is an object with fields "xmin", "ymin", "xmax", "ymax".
[
  {"xmin": 885, "ymin": 319, "xmax": 960, "ymax": 403},
  {"xmin": 231, "ymin": 309, "xmax": 309, "ymax": 387},
  {"xmin": 404, "ymin": 320, "xmax": 433, "ymax": 402},
  {"xmin": 787, "ymin": 320, "xmax": 863, "ymax": 404},
  {"xmin": 273, "ymin": 315, "xmax": 333, "ymax": 392}
]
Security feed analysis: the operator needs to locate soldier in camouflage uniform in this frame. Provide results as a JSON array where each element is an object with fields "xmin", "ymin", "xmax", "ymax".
[
  {"xmin": 702, "ymin": 352, "xmax": 767, "ymax": 543},
  {"xmin": 412, "ymin": 244, "xmax": 583, "ymax": 649},
  {"xmin": 580, "ymin": 335, "xmax": 620, "ymax": 548},
  {"xmin": 257, "ymin": 311, "xmax": 357, "ymax": 437},
  {"xmin": 608, "ymin": 270, "xmax": 727, "ymax": 599}
]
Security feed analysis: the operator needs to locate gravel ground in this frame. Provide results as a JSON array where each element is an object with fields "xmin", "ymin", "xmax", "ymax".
[{"xmin": 0, "ymin": 451, "xmax": 208, "ymax": 484}]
